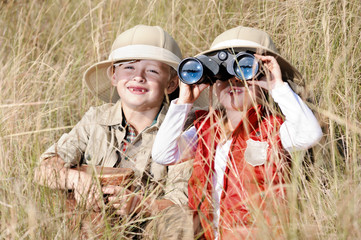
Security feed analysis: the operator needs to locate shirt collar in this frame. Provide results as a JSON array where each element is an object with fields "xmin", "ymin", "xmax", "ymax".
[
  {"xmin": 97, "ymin": 100, "xmax": 124, "ymax": 126},
  {"xmin": 232, "ymin": 104, "xmax": 263, "ymax": 138},
  {"xmin": 97, "ymin": 99, "xmax": 169, "ymax": 127}
]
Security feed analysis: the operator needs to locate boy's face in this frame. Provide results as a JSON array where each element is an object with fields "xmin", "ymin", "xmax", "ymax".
[
  {"xmin": 112, "ymin": 60, "xmax": 177, "ymax": 111},
  {"xmin": 215, "ymin": 77, "xmax": 262, "ymax": 112}
]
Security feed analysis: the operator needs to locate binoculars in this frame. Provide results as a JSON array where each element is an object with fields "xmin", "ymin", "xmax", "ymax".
[{"xmin": 177, "ymin": 51, "xmax": 263, "ymax": 85}]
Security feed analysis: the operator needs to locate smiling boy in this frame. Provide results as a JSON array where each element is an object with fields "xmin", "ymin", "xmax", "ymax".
[{"xmin": 34, "ymin": 25, "xmax": 193, "ymax": 236}]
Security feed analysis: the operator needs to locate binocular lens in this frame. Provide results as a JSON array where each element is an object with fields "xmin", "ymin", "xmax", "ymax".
[
  {"xmin": 234, "ymin": 55, "xmax": 259, "ymax": 81},
  {"xmin": 178, "ymin": 51, "xmax": 262, "ymax": 85},
  {"xmin": 178, "ymin": 59, "xmax": 203, "ymax": 84}
]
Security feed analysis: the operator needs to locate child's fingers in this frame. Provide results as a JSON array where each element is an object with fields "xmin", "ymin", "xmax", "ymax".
[
  {"xmin": 114, "ymin": 203, "xmax": 130, "ymax": 215},
  {"xmin": 178, "ymin": 82, "xmax": 209, "ymax": 104},
  {"xmin": 112, "ymin": 194, "xmax": 139, "ymax": 215},
  {"xmin": 254, "ymin": 54, "xmax": 283, "ymax": 86},
  {"xmin": 107, "ymin": 194, "xmax": 129, "ymax": 203},
  {"xmin": 89, "ymin": 191, "xmax": 102, "ymax": 211},
  {"xmin": 101, "ymin": 186, "xmax": 115, "ymax": 195},
  {"xmin": 254, "ymin": 54, "xmax": 278, "ymax": 68},
  {"xmin": 102, "ymin": 185, "xmax": 130, "ymax": 196},
  {"xmin": 254, "ymin": 54, "xmax": 274, "ymax": 61},
  {"xmin": 198, "ymin": 83, "xmax": 210, "ymax": 92}
]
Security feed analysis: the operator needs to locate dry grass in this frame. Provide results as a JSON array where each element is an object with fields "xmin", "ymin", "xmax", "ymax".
[{"xmin": 0, "ymin": 0, "xmax": 360, "ymax": 239}]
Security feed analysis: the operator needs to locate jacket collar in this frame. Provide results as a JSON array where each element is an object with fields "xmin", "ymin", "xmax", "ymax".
[{"xmin": 97, "ymin": 99, "xmax": 169, "ymax": 127}]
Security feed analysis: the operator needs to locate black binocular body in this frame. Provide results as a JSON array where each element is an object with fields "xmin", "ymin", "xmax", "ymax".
[{"xmin": 177, "ymin": 51, "xmax": 264, "ymax": 85}]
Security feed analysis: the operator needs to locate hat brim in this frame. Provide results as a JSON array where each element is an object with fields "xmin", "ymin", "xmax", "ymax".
[{"xmin": 84, "ymin": 60, "xmax": 119, "ymax": 103}]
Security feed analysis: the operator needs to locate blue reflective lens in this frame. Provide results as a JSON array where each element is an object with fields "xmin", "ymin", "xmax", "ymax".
[
  {"xmin": 234, "ymin": 56, "xmax": 259, "ymax": 80},
  {"xmin": 179, "ymin": 59, "xmax": 203, "ymax": 84}
]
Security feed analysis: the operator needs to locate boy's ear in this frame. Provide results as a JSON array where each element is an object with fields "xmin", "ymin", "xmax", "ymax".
[
  {"xmin": 166, "ymin": 76, "xmax": 179, "ymax": 94},
  {"xmin": 111, "ymin": 73, "xmax": 118, "ymax": 86}
]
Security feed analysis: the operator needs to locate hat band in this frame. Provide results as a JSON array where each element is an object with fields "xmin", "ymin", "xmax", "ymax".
[
  {"xmin": 211, "ymin": 39, "xmax": 263, "ymax": 50},
  {"xmin": 109, "ymin": 44, "xmax": 181, "ymax": 66}
]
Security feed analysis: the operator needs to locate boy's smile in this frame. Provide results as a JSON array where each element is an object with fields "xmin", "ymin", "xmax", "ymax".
[{"xmin": 127, "ymin": 86, "xmax": 149, "ymax": 94}]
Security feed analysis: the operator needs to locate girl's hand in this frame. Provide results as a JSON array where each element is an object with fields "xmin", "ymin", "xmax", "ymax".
[
  {"xmin": 177, "ymin": 81, "xmax": 209, "ymax": 104},
  {"xmin": 253, "ymin": 54, "xmax": 284, "ymax": 91}
]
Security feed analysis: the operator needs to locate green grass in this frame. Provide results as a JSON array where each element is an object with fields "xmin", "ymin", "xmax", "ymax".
[{"xmin": 1, "ymin": 0, "xmax": 360, "ymax": 239}]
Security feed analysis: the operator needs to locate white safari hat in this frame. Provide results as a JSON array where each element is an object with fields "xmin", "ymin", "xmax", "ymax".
[
  {"xmin": 84, "ymin": 25, "xmax": 183, "ymax": 103},
  {"xmin": 199, "ymin": 26, "xmax": 304, "ymax": 87}
]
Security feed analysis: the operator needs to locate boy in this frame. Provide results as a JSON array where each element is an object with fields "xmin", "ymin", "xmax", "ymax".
[{"xmin": 34, "ymin": 25, "xmax": 192, "ymax": 234}]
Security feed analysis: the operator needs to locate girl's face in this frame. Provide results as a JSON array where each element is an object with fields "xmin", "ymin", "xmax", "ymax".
[{"xmin": 214, "ymin": 77, "xmax": 262, "ymax": 112}]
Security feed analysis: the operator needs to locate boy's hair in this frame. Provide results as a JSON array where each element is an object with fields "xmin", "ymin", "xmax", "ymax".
[
  {"xmin": 167, "ymin": 67, "xmax": 179, "ymax": 102},
  {"xmin": 169, "ymin": 67, "xmax": 177, "ymax": 79},
  {"xmin": 110, "ymin": 60, "xmax": 177, "ymax": 79}
]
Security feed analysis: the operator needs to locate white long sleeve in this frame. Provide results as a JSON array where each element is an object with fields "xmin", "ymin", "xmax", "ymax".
[
  {"xmin": 152, "ymin": 100, "xmax": 198, "ymax": 165},
  {"xmin": 271, "ymin": 82, "xmax": 323, "ymax": 152},
  {"xmin": 152, "ymin": 83, "xmax": 323, "ymax": 165}
]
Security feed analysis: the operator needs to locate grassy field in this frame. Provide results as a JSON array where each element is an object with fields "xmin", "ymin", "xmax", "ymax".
[{"xmin": 1, "ymin": 0, "xmax": 360, "ymax": 239}]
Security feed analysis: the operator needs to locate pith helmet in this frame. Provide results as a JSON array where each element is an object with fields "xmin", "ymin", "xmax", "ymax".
[
  {"xmin": 84, "ymin": 25, "xmax": 183, "ymax": 103},
  {"xmin": 199, "ymin": 26, "xmax": 303, "ymax": 87}
]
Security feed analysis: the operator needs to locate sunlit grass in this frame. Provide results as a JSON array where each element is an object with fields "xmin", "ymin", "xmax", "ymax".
[{"xmin": 0, "ymin": 0, "xmax": 360, "ymax": 239}]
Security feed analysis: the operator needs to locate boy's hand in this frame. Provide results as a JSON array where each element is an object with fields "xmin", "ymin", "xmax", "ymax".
[
  {"xmin": 73, "ymin": 171, "xmax": 102, "ymax": 211},
  {"xmin": 253, "ymin": 54, "xmax": 284, "ymax": 90},
  {"xmin": 34, "ymin": 157, "xmax": 102, "ymax": 211},
  {"xmin": 102, "ymin": 186, "xmax": 142, "ymax": 215},
  {"xmin": 177, "ymin": 81, "xmax": 209, "ymax": 104}
]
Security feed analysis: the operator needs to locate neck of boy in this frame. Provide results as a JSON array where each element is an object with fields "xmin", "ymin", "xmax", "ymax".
[{"xmin": 121, "ymin": 104, "xmax": 161, "ymax": 135}]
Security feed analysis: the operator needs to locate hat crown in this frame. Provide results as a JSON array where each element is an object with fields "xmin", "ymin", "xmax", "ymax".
[
  {"xmin": 210, "ymin": 26, "xmax": 279, "ymax": 54},
  {"xmin": 110, "ymin": 25, "xmax": 182, "ymax": 59}
]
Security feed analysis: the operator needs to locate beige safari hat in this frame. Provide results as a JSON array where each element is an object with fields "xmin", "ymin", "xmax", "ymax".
[
  {"xmin": 84, "ymin": 25, "xmax": 183, "ymax": 103},
  {"xmin": 198, "ymin": 26, "xmax": 304, "ymax": 89}
]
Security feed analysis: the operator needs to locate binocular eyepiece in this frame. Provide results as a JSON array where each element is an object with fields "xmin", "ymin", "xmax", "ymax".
[{"xmin": 177, "ymin": 51, "xmax": 263, "ymax": 85}]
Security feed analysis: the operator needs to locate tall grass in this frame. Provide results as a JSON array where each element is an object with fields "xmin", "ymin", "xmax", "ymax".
[{"xmin": 0, "ymin": 0, "xmax": 360, "ymax": 239}]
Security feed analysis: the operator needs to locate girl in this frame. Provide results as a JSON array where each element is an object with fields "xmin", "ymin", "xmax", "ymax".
[{"xmin": 152, "ymin": 26, "xmax": 322, "ymax": 239}]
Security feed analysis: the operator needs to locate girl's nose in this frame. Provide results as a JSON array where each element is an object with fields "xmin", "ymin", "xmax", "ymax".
[{"xmin": 229, "ymin": 76, "xmax": 246, "ymax": 86}]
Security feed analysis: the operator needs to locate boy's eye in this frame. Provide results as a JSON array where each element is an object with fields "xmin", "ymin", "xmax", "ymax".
[
  {"xmin": 148, "ymin": 69, "xmax": 160, "ymax": 74},
  {"xmin": 124, "ymin": 65, "xmax": 135, "ymax": 70}
]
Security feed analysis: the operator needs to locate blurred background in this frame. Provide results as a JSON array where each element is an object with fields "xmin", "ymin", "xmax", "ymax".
[{"xmin": 0, "ymin": 0, "xmax": 360, "ymax": 239}]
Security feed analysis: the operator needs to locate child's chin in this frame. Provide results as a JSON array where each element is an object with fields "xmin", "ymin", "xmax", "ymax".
[{"xmin": 224, "ymin": 103, "xmax": 245, "ymax": 111}]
